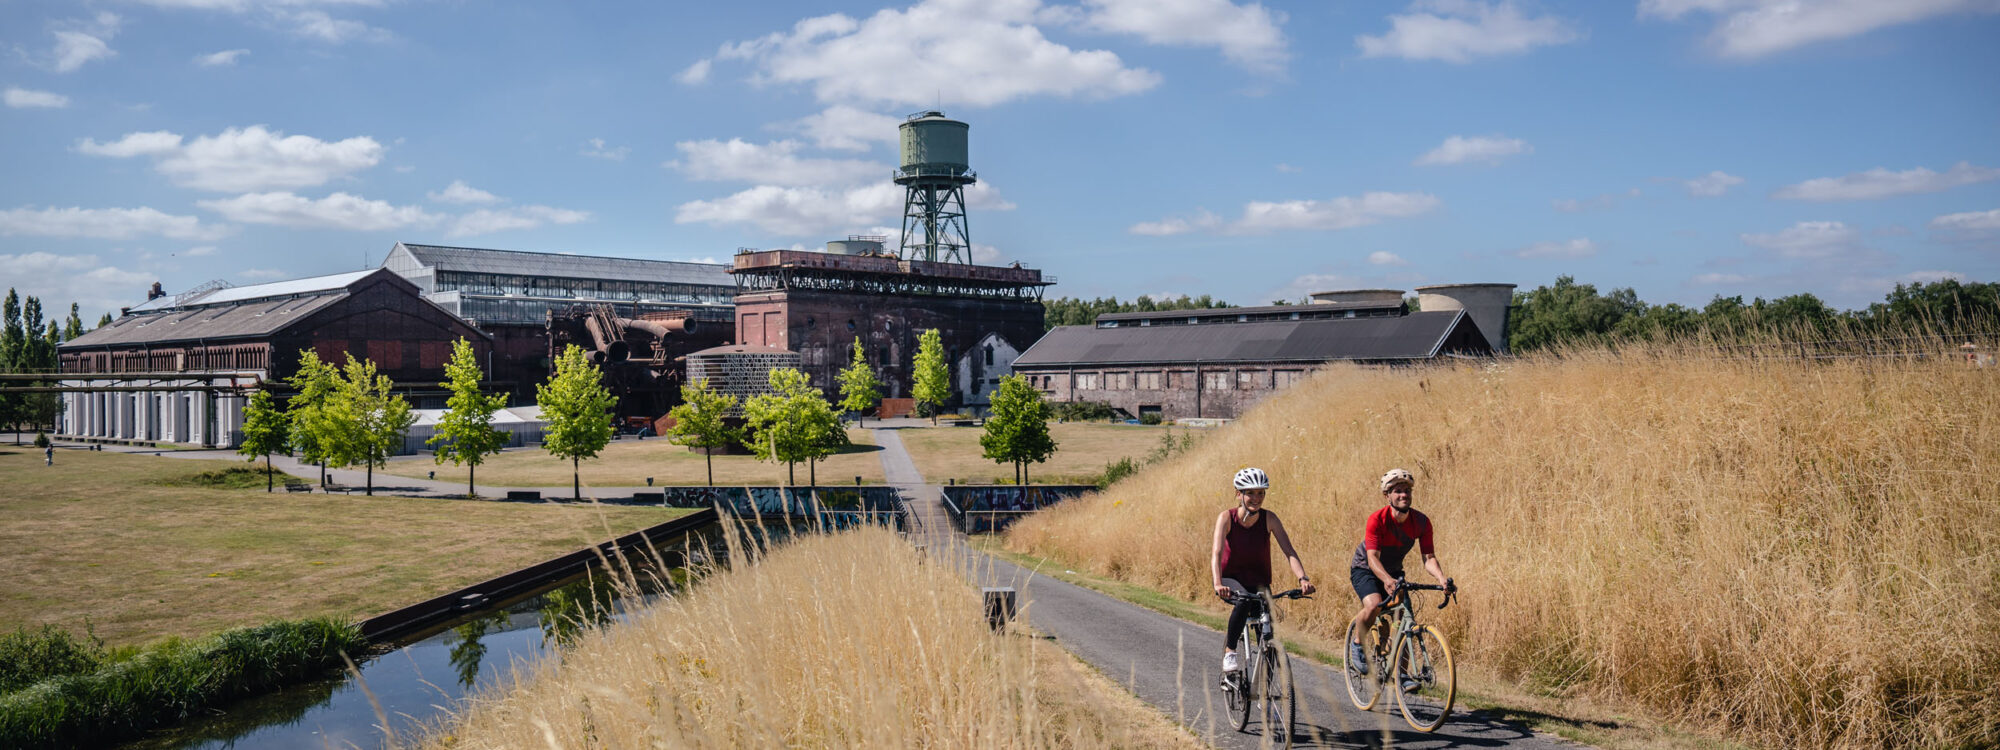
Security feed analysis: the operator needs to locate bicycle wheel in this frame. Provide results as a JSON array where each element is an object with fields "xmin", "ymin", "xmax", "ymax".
[
  {"xmin": 1342, "ymin": 620, "xmax": 1385, "ymax": 710},
  {"xmin": 1391, "ymin": 624, "xmax": 1457, "ymax": 732},
  {"xmin": 1261, "ymin": 643, "xmax": 1296, "ymax": 748},
  {"xmin": 1221, "ymin": 650, "xmax": 1248, "ymax": 721},
  {"xmin": 1233, "ymin": 633, "xmax": 1257, "ymax": 732}
]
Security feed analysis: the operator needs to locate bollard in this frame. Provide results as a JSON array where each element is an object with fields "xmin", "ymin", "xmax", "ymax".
[
  {"xmin": 983, "ymin": 587, "xmax": 1016, "ymax": 632},
  {"xmin": 647, "ymin": 477, "xmax": 655, "ymax": 487}
]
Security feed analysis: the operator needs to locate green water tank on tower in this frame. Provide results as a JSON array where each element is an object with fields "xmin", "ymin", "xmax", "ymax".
[{"xmin": 898, "ymin": 111, "xmax": 970, "ymax": 179}]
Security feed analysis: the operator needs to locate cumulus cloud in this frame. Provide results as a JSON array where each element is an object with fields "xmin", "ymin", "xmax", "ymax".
[
  {"xmin": 0, "ymin": 205, "xmax": 230, "ymax": 240},
  {"xmin": 669, "ymin": 139, "xmax": 883, "ymax": 186},
  {"xmin": 447, "ymin": 206, "xmax": 592, "ymax": 237},
  {"xmin": 675, "ymin": 59, "xmax": 712, "ymax": 85},
  {"xmin": 132, "ymin": 1, "xmax": 390, "ymax": 43},
  {"xmin": 1931, "ymin": 207, "xmax": 2000, "ymax": 232},
  {"xmin": 1774, "ymin": 162, "xmax": 2000, "ymax": 201},
  {"xmin": 1684, "ymin": 170, "xmax": 1744, "ymax": 197},
  {"xmin": 1368, "ymin": 251, "xmax": 1408, "ymax": 266},
  {"xmin": 195, "ymin": 48, "xmax": 250, "ymax": 66},
  {"xmin": 197, "ymin": 191, "xmax": 439, "ymax": 231},
  {"xmin": 787, "ymin": 105, "xmax": 900, "ymax": 151},
  {"xmin": 75, "ymin": 126, "xmax": 385, "ymax": 192},
  {"xmin": 1357, "ymin": 1, "xmax": 1581, "ymax": 63},
  {"xmin": 47, "ymin": 14, "xmax": 123, "ymax": 73},
  {"xmin": 1740, "ymin": 220, "xmax": 1862, "ymax": 259},
  {"xmin": 1129, "ymin": 209, "xmax": 1221, "ymax": 236},
  {"xmin": 428, "ymin": 180, "xmax": 501, "ymax": 205},
  {"xmin": 1414, "ymin": 134, "xmax": 1530, "ymax": 166},
  {"xmin": 701, "ymin": 0, "xmax": 1160, "ymax": 107},
  {"xmin": 4, "ymin": 88, "xmax": 70, "ymax": 109},
  {"xmin": 0, "ymin": 251, "xmax": 157, "ymax": 321},
  {"xmin": 1073, "ymin": 0, "xmax": 1289, "ymax": 72},
  {"xmin": 1514, "ymin": 237, "xmax": 1598, "ymax": 259},
  {"xmin": 675, "ymin": 183, "xmax": 905, "ymax": 237},
  {"xmin": 1230, "ymin": 192, "xmax": 1441, "ymax": 233},
  {"xmin": 1639, "ymin": 0, "xmax": 1998, "ymax": 59},
  {"xmin": 580, "ymin": 138, "xmax": 630, "ymax": 161}
]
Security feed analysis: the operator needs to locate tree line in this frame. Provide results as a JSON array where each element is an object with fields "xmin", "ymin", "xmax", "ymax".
[
  {"xmin": 1509, "ymin": 276, "xmax": 2000, "ymax": 352},
  {"xmin": 0, "ymin": 289, "xmax": 92, "ymax": 441},
  {"xmin": 1043, "ymin": 294, "xmax": 1233, "ymax": 330}
]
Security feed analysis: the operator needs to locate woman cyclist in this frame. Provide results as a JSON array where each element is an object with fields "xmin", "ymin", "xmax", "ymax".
[{"xmin": 1211, "ymin": 467, "xmax": 1315, "ymax": 676}]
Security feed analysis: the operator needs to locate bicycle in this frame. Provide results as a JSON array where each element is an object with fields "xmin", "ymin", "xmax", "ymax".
[
  {"xmin": 1219, "ymin": 588, "xmax": 1309, "ymax": 748},
  {"xmin": 1343, "ymin": 579, "xmax": 1457, "ymax": 732}
]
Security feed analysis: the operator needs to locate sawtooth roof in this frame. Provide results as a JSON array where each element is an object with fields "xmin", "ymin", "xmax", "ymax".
[
  {"xmin": 395, "ymin": 243, "xmax": 733, "ymax": 287},
  {"xmin": 1013, "ymin": 310, "xmax": 1484, "ymax": 367}
]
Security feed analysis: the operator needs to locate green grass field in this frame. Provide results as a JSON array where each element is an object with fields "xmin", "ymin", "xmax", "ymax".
[
  {"xmin": 897, "ymin": 422, "xmax": 1199, "ymax": 484},
  {"xmin": 382, "ymin": 428, "xmax": 886, "ymax": 487},
  {"xmin": 0, "ymin": 448, "xmax": 694, "ymax": 647}
]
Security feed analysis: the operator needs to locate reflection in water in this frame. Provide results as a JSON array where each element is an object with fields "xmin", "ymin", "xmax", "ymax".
[
  {"xmin": 447, "ymin": 612, "xmax": 508, "ymax": 689},
  {"xmin": 537, "ymin": 575, "xmax": 620, "ymax": 648}
]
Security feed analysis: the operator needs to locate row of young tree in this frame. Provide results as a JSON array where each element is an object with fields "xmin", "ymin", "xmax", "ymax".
[
  {"xmin": 1509, "ymin": 276, "xmax": 2000, "ymax": 352},
  {"xmin": 0, "ymin": 290, "xmax": 98, "ymax": 441},
  {"xmin": 1042, "ymin": 294, "xmax": 1233, "ymax": 330}
]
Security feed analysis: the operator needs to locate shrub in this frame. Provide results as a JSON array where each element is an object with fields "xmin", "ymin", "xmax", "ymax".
[
  {"xmin": 1052, "ymin": 401, "xmax": 1114, "ymax": 422},
  {"xmin": 1098, "ymin": 457, "xmax": 1138, "ymax": 487},
  {"xmin": 1137, "ymin": 412, "xmax": 1163, "ymax": 426},
  {"xmin": 0, "ymin": 626, "xmax": 104, "ymax": 694},
  {"xmin": 162, "ymin": 466, "xmax": 296, "ymax": 490},
  {"xmin": 32, "ymin": 432, "xmax": 49, "ymax": 449}
]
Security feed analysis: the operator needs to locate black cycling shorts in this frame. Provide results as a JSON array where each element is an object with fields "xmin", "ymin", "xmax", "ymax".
[{"xmin": 1350, "ymin": 567, "xmax": 1392, "ymax": 601}]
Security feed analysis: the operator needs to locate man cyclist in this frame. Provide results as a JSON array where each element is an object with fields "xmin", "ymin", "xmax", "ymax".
[
  {"xmin": 1347, "ymin": 468, "xmax": 1453, "ymax": 674},
  {"xmin": 1212, "ymin": 467, "xmax": 1314, "ymax": 677}
]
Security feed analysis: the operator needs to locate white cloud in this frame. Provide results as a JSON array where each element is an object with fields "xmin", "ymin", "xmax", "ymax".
[
  {"xmin": 1415, "ymin": 134, "xmax": 1530, "ymax": 166},
  {"xmin": 675, "ymin": 183, "xmax": 905, "ymax": 236},
  {"xmin": 132, "ymin": 1, "xmax": 390, "ymax": 43},
  {"xmin": 1931, "ymin": 208, "xmax": 2000, "ymax": 231},
  {"xmin": 428, "ymin": 180, "xmax": 501, "ymax": 205},
  {"xmin": 4, "ymin": 88, "xmax": 70, "ymax": 109},
  {"xmin": 1074, "ymin": 0, "xmax": 1289, "ymax": 72},
  {"xmin": 1639, "ymin": 0, "xmax": 1997, "ymax": 59},
  {"xmin": 1368, "ymin": 251, "xmax": 1408, "ymax": 266},
  {"xmin": 185, "ymin": 246, "xmax": 218, "ymax": 256},
  {"xmin": 195, "ymin": 48, "xmax": 250, "ymax": 66},
  {"xmin": 0, "ymin": 205, "xmax": 230, "ymax": 240},
  {"xmin": 1357, "ymin": 1, "xmax": 1581, "ymax": 63},
  {"xmin": 0, "ymin": 252, "xmax": 157, "ymax": 320},
  {"xmin": 675, "ymin": 58, "xmax": 712, "ymax": 85},
  {"xmin": 581, "ymin": 137, "xmax": 630, "ymax": 161},
  {"xmin": 1268, "ymin": 273, "xmax": 1355, "ymax": 304},
  {"xmin": 1774, "ymin": 162, "xmax": 2000, "ymax": 201},
  {"xmin": 1230, "ymin": 192, "xmax": 1441, "ymax": 233},
  {"xmin": 197, "ymin": 191, "xmax": 439, "ymax": 231},
  {"xmin": 1515, "ymin": 237, "xmax": 1598, "ymax": 259},
  {"xmin": 705, "ymin": 0, "xmax": 1160, "ymax": 107},
  {"xmin": 76, "ymin": 126, "xmax": 385, "ymax": 192},
  {"xmin": 669, "ymin": 139, "xmax": 883, "ymax": 186},
  {"xmin": 787, "ymin": 106, "xmax": 900, "ymax": 151},
  {"xmin": 52, "ymin": 31, "xmax": 116, "ymax": 73},
  {"xmin": 1129, "ymin": 209, "xmax": 1221, "ymax": 236},
  {"xmin": 1684, "ymin": 170, "xmax": 1744, "ymax": 197},
  {"xmin": 1740, "ymin": 220, "xmax": 1861, "ymax": 259},
  {"xmin": 239, "ymin": 268, "xmax": 288, "ymax": 279},
  {"xmin": 447, "ymin": 206, "xmax": 593, "ymax": 237}
]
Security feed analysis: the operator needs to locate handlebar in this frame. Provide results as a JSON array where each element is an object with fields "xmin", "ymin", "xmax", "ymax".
[
  {"xmin": 1220, "ymin": 589, "xmax": 1313, "ymax": 605},
  {"xmin": 1390, "ymin": 578, "xmax": 1456, "ymax": 610}
]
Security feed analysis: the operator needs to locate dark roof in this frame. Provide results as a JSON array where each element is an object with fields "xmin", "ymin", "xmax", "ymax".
[
  {"xmin": 1095, "ymin": 300, "xmax": 1403, "ymax": 324},
  {"xmin": 1013, "ymin": 310, "xmax": 1483, "ymax": 367},
  {"xmin": 60, "ymin": 291, "xmax": 348, "ymax": 349},
  {"xmin": 395, "ymin": 243, "xmax": 732, "ymax": 287}
]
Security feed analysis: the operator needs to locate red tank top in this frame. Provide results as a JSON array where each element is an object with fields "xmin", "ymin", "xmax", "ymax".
[{"xmin": 1220, "ymin": 507, "xmax": 1272, "ymax": 591}]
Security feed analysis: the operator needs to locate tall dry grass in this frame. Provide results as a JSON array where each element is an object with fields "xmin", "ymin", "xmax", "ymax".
[
  {"xmin": 418, "ymin": 524, "xmax": 1197, "ymax": 749},
  {"xmin": 1008, "ymin": 342, "xmax": 2000, "ymax": 750}
]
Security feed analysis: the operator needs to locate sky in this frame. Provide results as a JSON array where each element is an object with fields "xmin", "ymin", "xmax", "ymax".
[{"xmin": 3, "ymin": 0, "xmax": 1998, "ymax": 323}]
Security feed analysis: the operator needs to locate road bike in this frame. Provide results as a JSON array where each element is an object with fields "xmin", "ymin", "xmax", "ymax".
[
  {"xmin": 1219, "ymin": 588, "xmax": 1309, "ymax": 748},
  {"xmin": 1343, "ymin": 579, "xmax": 1457, "ymax": 731}
]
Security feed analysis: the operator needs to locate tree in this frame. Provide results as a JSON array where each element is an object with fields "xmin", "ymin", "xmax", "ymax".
[
  {"xmin": 539, "ymin": 344, "xmax": 615, "ymax": 500},
  {"xmin": 911, "ymin": 328, "xmax": 951, "ymax": 425},
  {"xmin": 96, "ymin": 313, "xmax": 112, "ymax": 329},
  {"xmin": 980, "ymin": 374, "xmax": 1057, "ymax": 485},
  {"xmin": 329, "ymin": 354, "xmax": 415, "ymax": 496},
  {"xmin": 238, "ymin": 389, "xmax": 291, "ymax": 492},
  {"xmin": 286, "ymin": 350, "xmax": 340, "ymax": 486},
  {"xmin": 430, "ymin": 338, "xmax": 508, "ymax": 498},
  {"xmin": 665, "ymin": 378, "xmax": 740, "ymax": 487},
  {"xmin": 63, "ymin": 303, "xmax": 84, "ymax": 341},
  {"xmin": 836, "ymin": 336, "xmax": 881, "ymax": 425},
  {"xmin": 743, "ymin": 367, "xmax": 844, "ymax": 485},
  {"xmin": 2, "ymin": 290, "xmax": 21, "ymax": 442},
  {"xmin": 1508, "ymin": 276, "xmax": 1642, "ymax": 352}
]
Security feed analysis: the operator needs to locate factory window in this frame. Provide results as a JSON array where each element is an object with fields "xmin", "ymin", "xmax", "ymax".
[
  {"xmin": 1274, "ymin": 370, "xmax": 1305, "ymax": 388},
  {"xmin": 1107, "ymin": 372, "xmax": 1130, "ymax": 390},
  {"xmin": 1076, "ymin": 373, "xmax": 1100, "ymax": 390},
  {"xmin": 1204, "ymin": 371, "xmax": 1231, "ymax": 390},
  {"xmin": 984, "ymin": 346, "xmax": 993, "ymax": 366},
  {"xmin": 1137, "ymin": 371, "xmax": 1162, "ymax": 390},
  {"xmin": 1237, "ymin": 370, "xmax": 1264, "ymax": 389}
]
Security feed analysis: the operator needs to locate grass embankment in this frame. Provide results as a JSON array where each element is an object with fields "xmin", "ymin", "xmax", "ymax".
[
  {"xmin": 383, "ymin": 428, "xmax": 886, "ymax": 487},
  {"xmin": 0, "ymin": 449, "xmax": 695, "ymax": 646},
  {"xmin": 899, "ymin": 422, "xmax": 1196, "ymax": 485},
  {"xmin": 419, "ymin": 527, "xmax": 1202, "ymax": 749},
  {"xmin": 1007, "ymin": 345, "xmax": 2000, "ymax": 750},
  {"xmin": 0, "ymin": 618, "xmax": 365, "ymax": 749}
]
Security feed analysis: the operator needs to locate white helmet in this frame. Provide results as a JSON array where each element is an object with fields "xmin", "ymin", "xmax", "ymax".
[
  {"xmin": 1379, "ymin": 468, "xmax": 1415, "ymax": 492},
  {"xmin": 1233, "ymin": 467, "xmax": 1270, "ymax": 490}
]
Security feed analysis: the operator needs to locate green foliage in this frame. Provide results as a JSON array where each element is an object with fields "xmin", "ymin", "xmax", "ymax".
[
  {"xmin": 0, "ymin": 625, "xmax": 104, "ymax": 694},
  {"xmin": 0, "ymin": 618, "xmax": 364, "ymax": 749},
  {"xmin": 33, "ymin": 432, "xmax": 49, "ymax": 448},
  {"xmin": 1137, "ymin": 411, "xmax": 1164, "ymax": 425},
  {"xmin": 430, "ymin": 339, "xmax": 507, "ymax": 495},
  {"xmin": 95, "ymin": 313, "xmax": 111, "ymax": 329},
  {"xmin": 1099, "ymin": 456, "xmax": 1138, "ymax": 487},
  {"xmin": 1508, "ymin": 276, "xmax": 1644, "ymax": 352},
  {"xmin": 979, "ymin": 375, "xmax": 1057, "ymax": 484},
  {"xmin": 165, "ymin": 465, "xmax": 299, "ymax": 489},
  {"xmin": 62, "ymin": 304, "xmax": 83, "ymax": 341},
  {"xmin": 539, "ymin": 345, "xmax": 616, "ymax": 497},
  {"xmin": 743, "ymin": 367, "xmax": 844, "ymax": 484},
  {"xmin": 284, "ymin": 350, "xmax": 340, "ymax": 473},
  {"xmin": 835, "ymin": 337, "xmax": 881, "ymax": 420},
  {"xmin": 1043, "ymin": 294, "xmax": 1233, "ymax": 329},
  {"xmin": 237, "ymin": 389, "xmax": 290, "ymax": 489},
  {"xmin": 665, "ymin": 378, "xmax": 741, "ymax": 487},
  {"xmin": 911, "ymin": 329, "xmax": 951, "ymax": 424},
  {"xmin": 323, "ymin": 355, "xmax": 415, "ymax": 495},
  {"xmin": 1052, "ymin": 400, "xmax": 1116, "ymax": 422}
]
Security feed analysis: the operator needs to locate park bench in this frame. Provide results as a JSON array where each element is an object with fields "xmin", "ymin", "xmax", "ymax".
[
  {"xmin": 283, "ymin": 479, "xmax": 312, "ymax": 493},
  {"xmin": 324, "ymin": 483, "xmax": 356, "ymax": 494}
]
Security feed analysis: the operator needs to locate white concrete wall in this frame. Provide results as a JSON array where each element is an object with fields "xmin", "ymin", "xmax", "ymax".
[{"xmin": 55, "ymin": 379, "xmax": 249, "ymax": 448}]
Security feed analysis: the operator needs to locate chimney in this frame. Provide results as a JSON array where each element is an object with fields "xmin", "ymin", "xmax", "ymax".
[{"xmin": 147, "ymin": 281, "xmax": 165, "ymax": 301}]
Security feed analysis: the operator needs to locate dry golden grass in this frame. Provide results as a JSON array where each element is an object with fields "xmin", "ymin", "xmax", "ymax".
[
  {"xmin": 1007, "ymin": 345, "xmax": 2000, "ymax": 750},
  {"xmin": 417, "ymin": 526, "xmax": 1203, "ymax": 750},
  {"xmin": 899, "ymin": 422, "xmax": 1198, "ymax": 484},
  {"xmin": 0, "ymin": 449, "xmax": 693, "ymax": 646},
  {"xmin": 381, "ymin": 428, "xmax": 886, "ymax": 486}
]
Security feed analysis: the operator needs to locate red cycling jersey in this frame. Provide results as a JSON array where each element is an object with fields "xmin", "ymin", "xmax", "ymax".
[{"xmin": 1348, "ymin": 506, "xmax": 1433, "ymax": 577}]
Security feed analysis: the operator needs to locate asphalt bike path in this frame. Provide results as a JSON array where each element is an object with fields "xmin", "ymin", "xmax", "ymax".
[{"xmin": 871, "ymin": 426, "xmax": 1584, "ymax": 750}]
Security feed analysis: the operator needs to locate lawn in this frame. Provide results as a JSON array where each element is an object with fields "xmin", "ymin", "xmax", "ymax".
[
  {"xmin": 897, "ymin": 421, "xmax": 1199, "ymax": 485},
  {"xmin": 382, "ymin": 428, "xmax": 886, "ymax": 487},
  {"xmin": 0, "ymin": 448, "xmax": 696, "ymax": 647}
]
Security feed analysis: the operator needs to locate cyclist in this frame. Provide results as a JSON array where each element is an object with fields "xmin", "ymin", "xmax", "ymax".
[
  {"xmin": 1212, "ymin": 467, "xmax": 1315, "ymax": 677},
  {"xmin": 1347, "ymin": 468, "xmax": 1452, "ymax": 673}
]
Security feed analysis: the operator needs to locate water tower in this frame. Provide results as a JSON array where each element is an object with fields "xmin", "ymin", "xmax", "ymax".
[{"xmin": 895, "ymin": 111, "xmax": 976, "ymax": 264}]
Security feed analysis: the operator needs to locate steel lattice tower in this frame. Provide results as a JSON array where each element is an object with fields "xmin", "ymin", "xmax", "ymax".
[{"xmin": 894, "ymin": 111, "xmax": 976, "ymax": 264}]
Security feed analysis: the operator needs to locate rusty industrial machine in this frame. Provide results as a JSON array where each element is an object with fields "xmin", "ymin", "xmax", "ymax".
[{"xmin": 547, "ymin": 304, "xmax": 732, "ymax": 425}]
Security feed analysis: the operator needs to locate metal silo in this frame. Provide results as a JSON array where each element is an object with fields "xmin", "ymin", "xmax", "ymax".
[
  {"xmin": 894, "ymin": 111, "xmax": 977, "ymax": 265},
  {"xmin": 1415, "ymin": 283, "xmax": 1518, "ymax": 353},
  {"xmin": 899, "ymin": 112, "xmax": 970, "ymax": 176}
]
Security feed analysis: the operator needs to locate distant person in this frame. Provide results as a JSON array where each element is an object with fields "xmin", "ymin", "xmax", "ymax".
[
  {"xmin": 1346, "ymin": 468, "xmax": 1454, "ymax": 673},
  {"xmin": 45, "ymin": 445, "xmax": 55, "ymax": 466},
  {"xmin": 1211, "ymin": 467, "xmax": 1314, "ymax": 677}
]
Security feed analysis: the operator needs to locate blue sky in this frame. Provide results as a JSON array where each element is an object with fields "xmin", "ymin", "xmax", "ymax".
[{"xmin": 4, "ymin": 0, "xmax": 1997, "ymax": 322}]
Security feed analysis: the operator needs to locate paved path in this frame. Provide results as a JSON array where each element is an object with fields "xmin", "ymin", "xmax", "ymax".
[{"xmin": 869, "ymin": 427, "xmax": 1583, "ymax": 750}]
